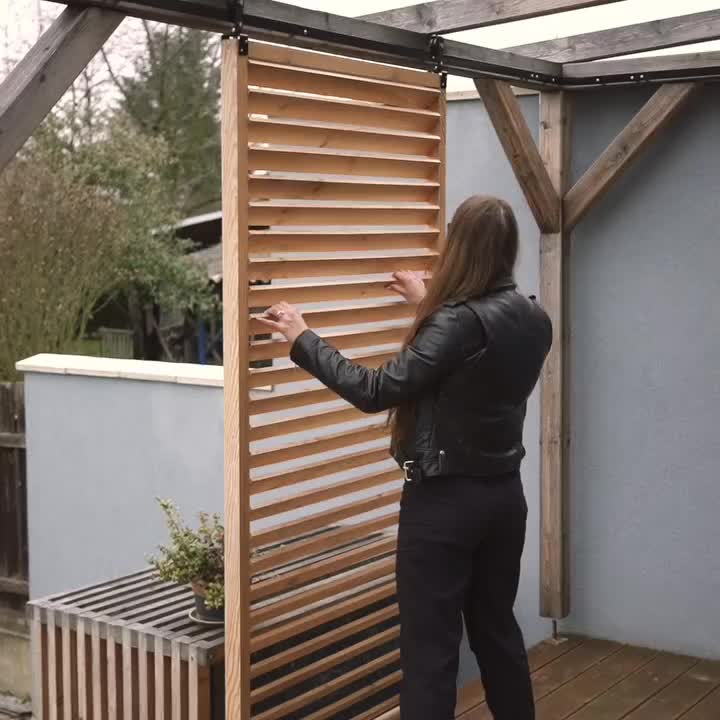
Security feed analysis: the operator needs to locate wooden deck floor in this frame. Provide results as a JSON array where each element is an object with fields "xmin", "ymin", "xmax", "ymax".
[{"xmin": 456, "ymin": 636, "xmax": 720, "ymax": 720}]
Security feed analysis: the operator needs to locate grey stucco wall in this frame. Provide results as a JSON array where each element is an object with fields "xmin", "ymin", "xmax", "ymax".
[
  {"xmin": 563, "ymin": 85, "xmax": 720, "ymax": 658},
  {"xmin": 25, "ymin": 373, "xmax": 225, "ymax": 598}
]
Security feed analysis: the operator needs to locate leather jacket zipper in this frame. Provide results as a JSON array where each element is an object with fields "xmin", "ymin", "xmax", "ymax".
[{"xmin": 439, "ymin": 449, "xmax": 446, "ymax": 473}]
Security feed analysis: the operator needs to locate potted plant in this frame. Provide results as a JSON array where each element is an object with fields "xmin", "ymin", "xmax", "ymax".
[{"xmin": 149, "ymin": 499, "xmax": 225, "ymax": 624}]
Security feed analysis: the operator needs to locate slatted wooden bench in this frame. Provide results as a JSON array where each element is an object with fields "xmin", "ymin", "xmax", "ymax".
[{"xmin": 29, "ymin": 569, "xmax": 223, "ymax": 720}]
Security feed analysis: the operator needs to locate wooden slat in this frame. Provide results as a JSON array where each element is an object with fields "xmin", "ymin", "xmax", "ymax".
[
  {"xmin": 251, "ymin": 556, "xmax": 396, "ymax": 625},
  {"xmin": 61, "ymin": 613, "xmax": 73, "ymax": 720},
  {"xmin": 248, "ymin": 117, "xmax": 440, "ymax": 156},
  {"xmin": 249, "ymin": 145, "xmax": 439, "ymax": 180},
  {"xmin": 91, "ymin": 621, "xmax": 103, "ymax": 720},
  {"xmin": 138, "ymin": 632, "xmax": 149, "ymax": 720},
  {"xmin": 171, "ymin": 640, "xmax": 181, "ymax": 720},
  {"xmin": 221, "ymin": 38, "xmax": 252, "ymax": 720},
  {"xmin": 248, "ymin": 59, "xmax": 440, "ymax": 109},
  {"xmin": 249, "ymin": 176, "xmax": 440, "ymax": 204},
  {"xmin": 250, "ymin": 602, "xmax": 399, "ymax": 679},
  {"xmin": 251, "ymin": 510, "xmax": 399, "ymax": 574},
  {"xmin": 474, "ymin": 79, "xmax": 560, "ymax": 233},
  {"xmin": 250, "ymin": 422, "xmax": 389, "ymax": 467},
  {"xmin": 252, "ymin": 487, "xmax": 400, "ymax": 549},
  {"xmin": 251, "ymin": 468, "xmax": 399, "ymax": 523},
  {"xmin": 536, "ymin": 645, "xmax": 656, "ymax": 720},
  {"xmin": 564, "ymin": 83, "xmax": 701, "ymax": 230},
  {"xmin": 248, "ymin": 201, "xmax": 439, "ymax": 227},
  {"xmin": 248, "ymin": 350, "xmax": 396, "ymax": 388},
  {"xmin": 122, "ymin": 628, "xmax": 133, "ymax": 720},
  {"xmin": 47, "ymin": 611, "xmax": 58, "ymax": 720},
  {"xmin": 0, "ymin": 6, "xmax": 123, "ymax": 173},
  {"xmin": 249, "ymin": 88, "xmax": 440, "ymax": 133},
  {"xmin": 155, "ymin": 635, "xmax": 165, "ymax": 720},
  {"xmin": 248, "ymin": 254, "xmax": 436, "ymax": 282},
  {"xmin": 249, "ymin": 40, "xmax": 440, "ymax": 89},
  {"xmin": 303, "ymin": 669, "xmax": 402, "ymax": 720},
  {"xmin": 251, "ymin": 536, "xmax": 397, "ymax": 601},
  {"xmin": 76, "ymin": 619, "xmax": 88, "ymax": 720},
  {"xmin": 250, "ymin": 387, "xmax": 340, "ymax": 416},
  {"xmin": 248, "ymin": 279, "xmax": 404, "ymax": 307},
  {"xmin": 250, "ymin": 326, "xmax": 405, "ymax": 362},
  {"xmin": 353, "ymin": 696, "xmax": 400, "ymax": 720},
  {"xmin": 253, "ymin": 649, "xmax": 400, "ymax": 720},
  {"xmin": 250, "ymin": 405, "xmax": 370, "ymax": 441},
  {"xmin": 361, "ymin": 0, "xmax": 624, "ymax": 34},
  {"xmin": 250, "ymin": 579, "xmax": 396, "ymax": 652},
  {"xmin": 510, "ymin": 10, "xmax": 720, "ymax": 63},
  {"xmin": 251, "ymin": 447, "xmax": 392, "ymax": 495},
  {"xmin": 568, "ymin": 653, "xmax": 698, "ymax": 720},
  {"xmin": 250, "ymin": 300, "xmax": 413, "ymax": 335},
  {"xmin": 252, "ymin": 624, "xmax": 400, "ymax": 703},
  {"xmin": 31, "ymin": 607, "xmax": 44, "ymax": 720},
  {"xmin": 437, "ymin": 85, "xmax": 447, "ymax": 252},
  {"xmin": 107, "ymin": 631, "xmax": 118, "ymax": 720},
  {"xmin": 539, "ymin": 90, "xmax": 572, "ymax": 620}
]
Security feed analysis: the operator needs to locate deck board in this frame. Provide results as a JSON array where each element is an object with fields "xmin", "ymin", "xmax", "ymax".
[{"xmin": 457, "ymin": 639, "xmax": 720, "ymax": 720}]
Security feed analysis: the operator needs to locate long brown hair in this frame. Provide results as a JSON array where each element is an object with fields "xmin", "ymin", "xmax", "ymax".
[{"xmin": 390, "ymin": 194, "xmax": 519, "ymax": 451}]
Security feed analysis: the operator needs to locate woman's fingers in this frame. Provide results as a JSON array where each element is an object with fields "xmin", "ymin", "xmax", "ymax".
[{"xmin": 256, "ymin": 316, "xmax": 283, "ymax": 332}]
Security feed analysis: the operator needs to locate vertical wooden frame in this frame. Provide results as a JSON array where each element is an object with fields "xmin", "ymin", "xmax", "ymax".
[
  {"xmin": 539, "ymin": 90, "xmax": 572, "ymax": 619},
  {"xmin": 221, "ymin": 37, "xmax": 252, "ymax": 720}
]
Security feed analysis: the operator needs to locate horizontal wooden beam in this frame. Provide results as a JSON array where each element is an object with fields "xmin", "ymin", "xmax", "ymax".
[
  {"xmin": 43, "ymin": 0, "xmax": 561, "ymax": 85},
  {"xmin": 564, "ymin": 82, "xmax": 701, "ymax": 230},
  {"xmin": 0, "ymin": 576, "xmax": 29, "ymax": 596},
  {"xmin": 474, "ymin": 79, "xmax": 560, "ymax": 232},
  {"xmin": 361, "ymin": 0, "xmax": 624, "ymax": 35},
  {"xmin": 0, "ymin": 6, "xmax": 123, "ymax": 173},
  {"xmin": 0, "ymin": 432, "xmax": 25, "ymax": 449},
  {"xmin": 563, "ymin": 50, "xmax": 720, "ymax": 84},
  {"xmin": 510, "ymin": 10, "xmax": 720, "ymax": 63}
]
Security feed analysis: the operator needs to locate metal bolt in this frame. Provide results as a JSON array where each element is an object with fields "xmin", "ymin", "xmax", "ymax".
[{"xmin": 303, "ymin": 28, "xmax": 308, "ymax": 35}]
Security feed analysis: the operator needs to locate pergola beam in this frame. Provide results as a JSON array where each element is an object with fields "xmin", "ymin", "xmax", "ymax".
[
  {"xmin": 564, "ymin": 82, "xmax": 701, "ymax": 230},
  {"xmin": 473, "ymin": 79, "xmax": 561, "ymax": 232},
  {"xmin": 361, "ymin": 0, "xmax": 625, "ymax": 35},
  {"xmin": 42, "ymin": 0, "xmax": 561, "ymax": 86},
  {"xmin": 0, "ymin": 6, "xmax": 123, "ymax": 173},
  {"xmin": 510, "ymin": 9, "xmax": 720, "ymax": 63},
  {"xmin": 563, "ymin": 50, "xmax": 720, "ymax": 85}
]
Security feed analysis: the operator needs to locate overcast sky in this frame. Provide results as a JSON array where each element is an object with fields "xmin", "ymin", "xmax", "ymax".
[{"xmin": 1, "ymin": 0, "xmax": 719, "ymax": 91}]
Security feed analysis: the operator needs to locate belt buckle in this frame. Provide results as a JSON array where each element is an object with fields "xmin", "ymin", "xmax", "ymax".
[{"xmin": 402, "ymin": 460, "xmax": 414, "ymax": 483}]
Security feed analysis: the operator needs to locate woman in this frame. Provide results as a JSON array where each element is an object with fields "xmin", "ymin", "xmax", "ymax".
[{"xmin": 259, "ymin": 195, "xmax": 552, "ymax": 720}]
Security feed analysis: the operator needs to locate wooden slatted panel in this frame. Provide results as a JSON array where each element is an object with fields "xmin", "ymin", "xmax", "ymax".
[{"xmin": 222, "ymin": 39, "xmax": 446, "ymax": 720}]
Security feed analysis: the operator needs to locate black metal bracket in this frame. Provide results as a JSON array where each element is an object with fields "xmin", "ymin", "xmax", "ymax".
[
  {"xmin": 223, "ymin": 0, "xmax": 244, "ymax": 38},
  {"xmin": 429, "ymin": 34, "xmax": 444, "ymax": 74}
]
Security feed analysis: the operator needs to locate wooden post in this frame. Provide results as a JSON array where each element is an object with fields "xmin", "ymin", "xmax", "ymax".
[
  {"xmin": 539, "ymin": 90, "xmax": 572, "ymax": 620},
  {"xmin": 221, "ymin": 37, "xmax": 252, "ymax": 720}
]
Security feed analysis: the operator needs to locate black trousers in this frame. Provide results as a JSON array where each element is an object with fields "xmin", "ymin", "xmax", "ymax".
[{"xmin": 396, "ymin": 472, "xmax": 534, "ymax": 720}]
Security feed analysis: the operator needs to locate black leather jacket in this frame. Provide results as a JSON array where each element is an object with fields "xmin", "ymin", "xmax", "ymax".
[{"xmin": 290, "ymin": 280, "xmax": 552, "ymax": 480}]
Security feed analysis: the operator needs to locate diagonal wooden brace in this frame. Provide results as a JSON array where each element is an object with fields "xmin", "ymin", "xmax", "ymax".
[
  {"xmin": 474, "ymin": 79, "xmax": 561, "ymax": 233},
  {"xmin": 0, "ymin": 6, "xmax": 123, "ymax": 173},
  {"xmin": 564, "ymin": 82, "xmax": 702, "ymax": 231}
]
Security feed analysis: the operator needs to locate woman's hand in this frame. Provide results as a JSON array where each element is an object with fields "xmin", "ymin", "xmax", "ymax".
[
  {"xmin": 257, "ymin": 302, "xmax": 308, "ymax": 345},
  {"xmin": 387, "ymin": 270, "xmax": 427, "ymax": 305}
]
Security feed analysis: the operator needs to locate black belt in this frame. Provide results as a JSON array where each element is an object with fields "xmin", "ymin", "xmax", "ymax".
[{"xmin": 402, "ymin": 460, "xmax": 424, "ymax": 484}]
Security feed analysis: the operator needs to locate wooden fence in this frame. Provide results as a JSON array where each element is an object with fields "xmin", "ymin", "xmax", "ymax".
[
  {"xmin": 0, "ymin": 382, "xmax": 28, "ymax": 598},
  {"xmin": 221, "ymin": 39, "xmax": 445, "ymax": 720}
]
